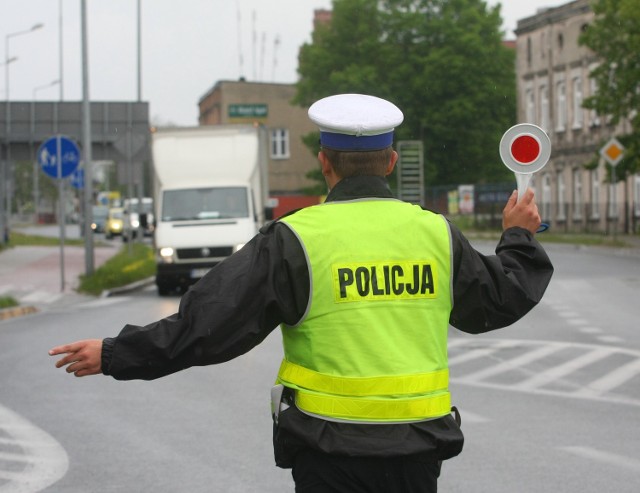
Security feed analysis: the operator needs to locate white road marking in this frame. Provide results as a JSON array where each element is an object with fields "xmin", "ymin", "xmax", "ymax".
[
  {"xmin": 77, "ymin": 296, "xmax": 132, "ymax": 308},
  {"xmin": 579, "ymin": 327, "xmax": 603, "ymax": 334},
  {"xmin": 458, "ymin": 343, "xmax": 563, "ymax": 383},
  {"xmin": 516, "ymin": 347, "xmax": 611, "ymax": 391},
  {"xmin": 452, "ymin": 409, "xmax": 490, "ymax": 424},
  {"xmin": 448, "ymin": 338, "xmax": 640, "ymax": 407},
  {"xmin": 0, "ymin": 404, "xmax": 68, "ymax": 493},
  {"xmin": 20, "ymin": 291, "xmax": 64, "ymax": 304},
  {"xmin": 596, "ymin": 335, "xmax": 625, "ymax": 344},
  {"xmin": 448, "ymin": 340, "xmax": 518, "ymax": 365},
  {"xmin": 560, "ymin": 446, "xmax": 640, "ymax": 472},
  {"xmin": 574, "ymin": 358, "xmax": 640, "ymax": 397},
  {"xmin": 566, "ymin": 318, "xmax": 589, "ymax": 326}
]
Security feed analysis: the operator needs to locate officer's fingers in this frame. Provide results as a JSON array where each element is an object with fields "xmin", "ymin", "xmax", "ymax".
[
  {"xmin": 49, "ymin": 341, "xmax": 83, "ymax": 357},
  {"xmin": 54, "ymin": 352, "xmax": 79, "ymax": 370},
  {"xmin": 503, "ymin": 190, "xmax": 517, "ymax": 212},
  {"xmin": 520, "ymin": 188, "xmax": 535, "ymax": 206},
  {"xmin": 73, "ymin": 366, "xmax": 101, "ymax": 378}
]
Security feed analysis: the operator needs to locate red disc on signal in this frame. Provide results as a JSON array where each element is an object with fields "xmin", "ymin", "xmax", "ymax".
[{"xmin": 511, "ymin": 134, "xmax": 540, "ymax": 164}]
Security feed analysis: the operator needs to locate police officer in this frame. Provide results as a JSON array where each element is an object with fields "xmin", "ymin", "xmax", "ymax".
[{"xmin": 50, "ymin": 94, "xmax": 553, "ymax": 492}]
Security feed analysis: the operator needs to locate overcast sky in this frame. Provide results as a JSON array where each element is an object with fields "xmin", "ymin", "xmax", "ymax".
[{"xmin": 1, "ymin": 0, "xmax": 571, "ymax": 126}]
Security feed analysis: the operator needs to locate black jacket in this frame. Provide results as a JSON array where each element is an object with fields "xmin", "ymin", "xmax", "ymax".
[{"xmin": 102, "ymin": 175, "xmax": 553, "ymax": 466}]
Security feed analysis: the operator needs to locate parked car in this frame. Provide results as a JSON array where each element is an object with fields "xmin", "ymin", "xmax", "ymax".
[
  {"xmin": 91, "ymin": 205, "xmax": 109, "ymax": 233},
  {"xmin": 104, "ymin": 207, "xmax": 124, "ymax": 239}
]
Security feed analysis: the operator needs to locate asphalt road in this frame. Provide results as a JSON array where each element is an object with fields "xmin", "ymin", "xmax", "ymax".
[{"xmin": 1, "ymin": 239, "xmax": 639, "ymax": 492}]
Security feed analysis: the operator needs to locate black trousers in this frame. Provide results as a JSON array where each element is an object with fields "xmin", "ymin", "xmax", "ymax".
[{"xmin": 292, "ymin": 448, "xmax": 440, "ymax": 493}]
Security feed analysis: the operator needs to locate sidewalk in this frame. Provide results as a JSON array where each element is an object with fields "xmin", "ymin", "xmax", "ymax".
[{"xmin": 0, "ymin": 243, "xmax": 119, "ymax": 311}]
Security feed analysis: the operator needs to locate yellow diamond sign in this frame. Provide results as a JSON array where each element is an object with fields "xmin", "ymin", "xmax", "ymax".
[{"xmin": 600, "ymin": 138, "xmax": 625, "ymax": 167}]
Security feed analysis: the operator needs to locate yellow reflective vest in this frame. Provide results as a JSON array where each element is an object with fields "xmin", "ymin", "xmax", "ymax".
[{"xmin": 278, "ymin": 199, "xmax": 453, "ymax": 423}]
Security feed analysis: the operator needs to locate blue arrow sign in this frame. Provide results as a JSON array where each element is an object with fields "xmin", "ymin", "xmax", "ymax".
[
  {"xmin": 69, "ymin": 168, "xmax": 84, "ymax": 189},
  {"xmin": 38, "ymin": 135, "xmax": 80, "ymax": 179}
]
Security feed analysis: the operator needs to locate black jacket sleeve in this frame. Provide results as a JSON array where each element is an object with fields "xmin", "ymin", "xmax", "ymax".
[
  {"xmin": 448, "ymin": 223, "xmax": 554, "ymax": 333},
  {"xmin": 102, "ymin": 222, "xmax": 308, "ymax": 380}
]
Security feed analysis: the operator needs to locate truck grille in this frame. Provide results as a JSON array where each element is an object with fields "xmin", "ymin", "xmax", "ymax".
[{"xmin": 177, "ymin": 246, "xmax": 234, "ymax": 260}]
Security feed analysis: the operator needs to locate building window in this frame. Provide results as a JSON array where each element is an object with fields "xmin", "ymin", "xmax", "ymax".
[
  {"xmin": 589, "ymin": 75, "xmax": 601, "ymax": 127},
  {"xmin": 270, "ymin": 128, "xmax": 290, "ymax": 159},
  {"xmin": 572, "ymin": 76, "xmax": 583, "ymax": 128},
  {"xmin": 557, "ymin": 172, "xmax": 566, "ymax": 220},
  {"xmin": 573, "ymin": 168, "xmax": 582, "ymax": 219},
  {"xmin": 540, "ymin": 85, "xmax": 550, "ymax": 131},
  {"xmin": 591, "ymin": 168, "xmax": 600, "ymax": 219},
  {"xmin": 526, "ymin": 88, "xmax": 535, "ymax": 123},
  {"xmin": 542, "ymin": 173, "xmax": 552, "ymax": 221},
  {"xmin": 556, "ymin": 81, "xmax": 566, "ymax": 131},
  {"xmin": 634, "ymin": 175, "xmax": 640, "ymax": 218},
  {"xmin": 527, "ymin": 37, "xmax": 532, "ymax": 67}
]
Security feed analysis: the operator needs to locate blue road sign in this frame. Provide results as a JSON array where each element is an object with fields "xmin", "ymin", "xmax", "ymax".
[
  {"xmin": 70, "ymin": 168, "xmax": 84, "ymax": 189},
  {"xmin": 38, "ymin": 135, "xmax": 80, "ymax": 179}
]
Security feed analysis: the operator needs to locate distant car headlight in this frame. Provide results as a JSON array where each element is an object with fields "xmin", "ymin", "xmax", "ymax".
[
  {"xmin": 131, "ymin": 219, "xmax": 140, "ymax": 228},
  {"xmin": 233, "ymin": 243, "xmax": 246, "ymax": 253}
]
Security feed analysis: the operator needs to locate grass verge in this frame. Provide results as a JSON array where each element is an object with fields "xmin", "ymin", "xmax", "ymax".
[
  {"xmin": 0, "ymin": 296, "xmax": 19, "ymax": 309},
  {"xmin": 78, "ymin": 243, "xmax": 156, "ymax": 296},
  {"xmin": 5, "ymin": 231, "xmax": 85, "ymax": 248}
]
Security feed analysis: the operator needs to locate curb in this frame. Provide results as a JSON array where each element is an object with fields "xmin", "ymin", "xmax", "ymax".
[
  {"xmin": 0, "ymin": 305, "xmax": 38, "ymax": 321},
  {"xmin": 0, "ymin": 277, "xmax": 155, "ymax": 323},
  {"xmin": 101, "ymin": 277, "xmax": 156, "ymax": 297}
]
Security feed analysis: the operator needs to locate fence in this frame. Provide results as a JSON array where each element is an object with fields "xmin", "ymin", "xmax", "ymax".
[{"xmin": 422, "ymin": 184, "xmax": 640, "ymax": 235}]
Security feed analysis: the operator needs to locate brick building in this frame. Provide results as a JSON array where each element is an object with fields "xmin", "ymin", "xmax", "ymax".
[{"xmin": 197, "ymin": 80, "xmax": 322, "ymax": 216}]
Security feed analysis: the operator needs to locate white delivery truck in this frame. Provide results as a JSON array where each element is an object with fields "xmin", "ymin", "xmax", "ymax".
[{"xmin": 151, "ymin": 125, "xmax": 270, "ymax": 295}]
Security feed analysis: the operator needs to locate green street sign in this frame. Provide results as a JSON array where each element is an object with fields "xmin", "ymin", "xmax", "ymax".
[{"xmin": 228, "ymin": 104, "xmax": 268, "ymax": 118}]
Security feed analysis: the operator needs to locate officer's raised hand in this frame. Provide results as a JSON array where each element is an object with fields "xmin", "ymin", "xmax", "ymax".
[{"xmin": 502, "ymin": 188, "xmax": 541, "ymax": 234}]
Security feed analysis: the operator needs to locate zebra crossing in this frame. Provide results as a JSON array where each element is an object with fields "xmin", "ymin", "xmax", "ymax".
[
  {"xmin": 448, "ymin": 337, "xmax": 640, "ymax": 407},
  {"xmin": 0, "ymin": 404, "xmax": 68, "ymax": 493}
]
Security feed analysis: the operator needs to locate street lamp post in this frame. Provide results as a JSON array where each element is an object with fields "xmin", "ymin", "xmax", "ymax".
[
  {"xmin": 3, "ymin": 22, "xmax": 44, "ymax": 244},
  {"xmin": 31, "ymin": 79, "xmax": 61, "ymax": 223},
  {"xmin": 0, "ymin": 56, "xmax": 18, "ymax": 243}
]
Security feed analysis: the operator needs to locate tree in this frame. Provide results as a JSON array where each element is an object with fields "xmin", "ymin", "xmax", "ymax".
[
  {"xmin": 295, "ymin": 0, "xmax": 515, "ymax": 186},
  {"xmin": 579, "ymin": 0, "xmax": 640, "ymax": 183}
]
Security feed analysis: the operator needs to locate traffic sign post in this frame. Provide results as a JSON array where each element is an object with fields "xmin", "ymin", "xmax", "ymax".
[
  {"xmin": 37, "ymin": 135, "xmax": 81, "ymax": 292},
  {"xmin": 600, "ymin": 138, "xmax": 625, "ymax": 239},
  {"xmin": 600, "ymin": 137, "xmax": 624, "ymax": 167},
  {"xmin": 70, "ymin": 168, "xmax": 84, "ymax": 189},
  {"xmin": 499, "ymin": 124, "xmax": 551, "ymax": 202},
  {"xmin": 38, "ymin": 135, "xmax": 81, "ymax": 179}
]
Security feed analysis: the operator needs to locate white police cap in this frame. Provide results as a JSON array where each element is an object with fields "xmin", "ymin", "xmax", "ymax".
[{"xmin": 308, "ymin": 94, "xmax": 404, "ymax": 151}]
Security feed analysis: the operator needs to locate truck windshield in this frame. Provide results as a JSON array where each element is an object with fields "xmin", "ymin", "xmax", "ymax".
[{"xmin": 162, "ymin": 187, "xmax": 249, "ymax": 221}]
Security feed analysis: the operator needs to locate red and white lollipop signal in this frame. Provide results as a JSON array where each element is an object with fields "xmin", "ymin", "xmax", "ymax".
[{"xmin": 499, "ymin": 123, "xmax": 551, "ymax": 201}]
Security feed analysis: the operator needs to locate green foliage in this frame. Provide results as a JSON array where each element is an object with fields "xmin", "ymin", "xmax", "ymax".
[
  {"xmin": 295, "ymin": 0, "xmax": 515, "ymax": 186},
  {"xmin": 0, "ymin": 296, "xmax": 19, "ymax": 309},
  {"xmin": 579, "ymin": 0, "xmax": 640, "ymax": 182},
  {"xmin": 13, "ymin": 160, "xmax": 58, "ymax": 215},
  {"xmin": 78, "ymin": 243, "xmax": 155, "ymax": 296}
]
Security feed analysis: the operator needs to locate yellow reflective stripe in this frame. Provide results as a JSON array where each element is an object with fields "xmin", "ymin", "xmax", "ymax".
[
  {"xmin": 278, "ymin": 360, "xmax": 448, "ymax": 397},
  {"xmin": 296, "ymin": 389, "xmax": 451, "ymax": 421}
]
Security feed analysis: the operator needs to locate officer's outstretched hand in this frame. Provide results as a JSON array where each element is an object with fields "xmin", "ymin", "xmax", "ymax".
[
  {"xmin": 502, "ymin": 188, "xmax": 541, "ymax": 234},
  {"xmin": 49, "ymin": 339, "xmax": 103, "ymax": 377}
]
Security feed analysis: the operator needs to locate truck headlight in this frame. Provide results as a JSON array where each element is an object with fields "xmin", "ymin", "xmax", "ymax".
[
  {"xmin": 158, "ymin": 247, "xmax": 175, "ymax": 263},
  {"xmin": 233, "ymin": 243, "xmax": 245, "ymax": 253}
]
